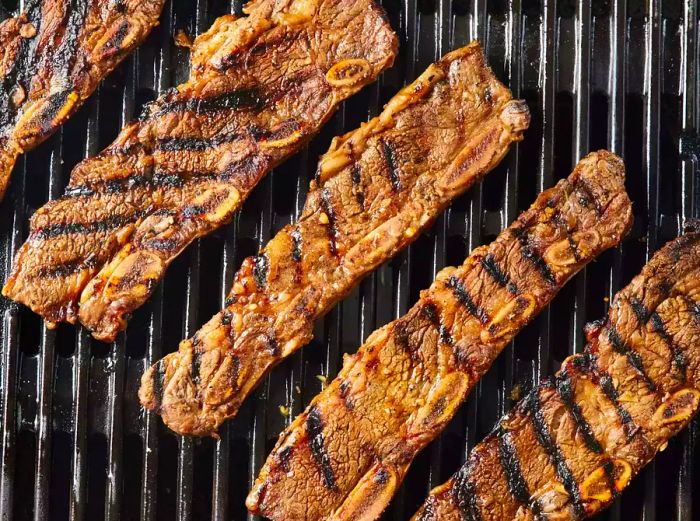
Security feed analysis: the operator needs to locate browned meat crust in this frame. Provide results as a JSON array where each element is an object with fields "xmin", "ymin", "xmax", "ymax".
[
  {"xmin": 138, "ymin": 43, "xmax": 531, "ymax": 436},
  {"xmin": 412, "ymin": 226, "xmax": 700, "ymax": 521},
  {"xmin": 0, "ymin": 0, "xmax": 165, "ymax": 199},
  {"xmin": 2, "ymin": 0, "xmax": 398, "ymax": 341},
  {"xmin": 246, "ymin": 151, "xmax": 633, "ymax": 521}
]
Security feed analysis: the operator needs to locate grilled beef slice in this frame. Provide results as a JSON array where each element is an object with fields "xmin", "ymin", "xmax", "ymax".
[
  {"xmin": 413, "ymin": 225, "xmax": 700, "ymax": 521},
  {"xmin": 138, "ymin": 42, "xmax": 531, "ymax": 436},
  {"xmin": 0, "ymin": 0, "xmax": 165, "ymax": 199},
  {"xmin": 246, "ymin": 151, "xmax": 632, "ymax": 521},
  {"xmin": 2, "ymin": 0, "xmax": 398, "ymax": 341}
]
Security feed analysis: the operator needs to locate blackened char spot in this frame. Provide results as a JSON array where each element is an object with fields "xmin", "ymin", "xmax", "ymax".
[
  {"xmin": 452, "ymin": 462, "xmax": 484, "ymax": 521},
  {"xmin": 607, "ymin": 327, "xmax": 657, "ymax": 392},
  {"xmin": 252, "ymin": 254, "xmax": 268, "ymax": 288},
  {"xmin": 34, "ymin": 254, "xmax": 101, "ymax": 279},
  {"xmin": 98, "ymin": 19, "xmax": 130, "ymax": 57},
  {"xmin": 575, "ymin": 177, "xmax": 602, "ymax": 215},
  {"xmin": 305, "ymin": 407, "xmax": 338, "ymax": 491},
  {"xmin": 156, "ymin": 132, "xmax": 243, "ymax": 151},
  {"xmin": 497, "ymin": 428, "xmax": 542, "ymax": 515},
  {"xmin": 481, "ymin": 253, "xmax": 518, "ymax": 294},
  {"xmin": 628, "ymin": 297, "xmax": 649, "ymax": 324},
  {"xmin": 320, "ymin": 188, "xmax": 339, "ymax": 256},
  {"xmin": 350, "ymin": 163, "xmax": 365, "ymax": 208},
  {"xmin": 291, "ymin": 228, "xmax": 303, "ymax": 262},
  {"xmin": 523, "ymin": 390, "xmax": 585, "ymax": 519},
  {"xmin": 382, "ymin": 139, "xmax": 401, "ymax": 191},
  {"xmin": 191, "ymin": 348, "xmax": 202, "ymax": 386},
  {"xmin": 447, "ymin": 276, "xmax": 489, "ymax": 324}
]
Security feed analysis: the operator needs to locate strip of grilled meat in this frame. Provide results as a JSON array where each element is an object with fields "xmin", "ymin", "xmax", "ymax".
[
  {"xmin": 413, "ymin": 225, "xmax": 700, "ymax": 521},
  {"xmin": 138, "ymin": 42, "xmax": 531, "ymax": 436},
  {"xmin": 0, "ymin": 0, "xmax": 165, "ymax": 199},
  {"xmin": 2, "ymin": 0, "xmax": 398, "ymax": 341},
  {"xmin": 246, "ymin": 151, "xmax": 633, "ymax": 521}
]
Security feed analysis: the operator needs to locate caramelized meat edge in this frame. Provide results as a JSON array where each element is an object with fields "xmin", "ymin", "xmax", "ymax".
[
  {"xmin": 0, "ymin": 0, "xmax": 165, "ymax": 198},
  {"xmin": 3, "ymin": 0, "xmax": 398, "ymax": 340},
  {"xmin": 413, "ymin": 225, "xmax": 700, "ymax": 521},
  {"xmin": 138, "ymin": 42, "xmax": 531, "ymax": 437},
  {"xmin": 246, "ymin": 150, "xmax": 632, "ymax": 521}
]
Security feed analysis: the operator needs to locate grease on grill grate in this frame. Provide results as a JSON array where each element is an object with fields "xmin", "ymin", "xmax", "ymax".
[{"xmin": 0, "ymin": 0, "xmax": 698, "ymax": 520}]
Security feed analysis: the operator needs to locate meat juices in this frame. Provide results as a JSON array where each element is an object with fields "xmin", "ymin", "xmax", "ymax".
[{"xmin": 247, "ymin": 151, "xmax": 632, "ymax": 521}]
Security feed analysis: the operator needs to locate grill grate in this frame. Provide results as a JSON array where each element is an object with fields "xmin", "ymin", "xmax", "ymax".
[{"xmin": 0, "ymin": 0, "xmax": 698, "ymax": 520}]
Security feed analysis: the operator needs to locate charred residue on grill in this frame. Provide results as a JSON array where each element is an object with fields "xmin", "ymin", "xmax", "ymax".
[
  {"xmin": 607, "ymin": 327, "xmax": 657, "ymax": 392},
  {"xmin": 447, "ymin": 275, "xmax": 489, "ymax": 324},
  {"xmin": 382, "ymin": 139, "xmax": 401, "ymax": 191},
  {"xmin": 524, "ymin": 388, "xmax": 585, "ymax": 519},
  {"xmin": 481, "ymin": 253, "xmax": 518, "ymax": 294},
  {"xmin": 497, "ymin": 427, "xmax": 541, "ymax": 514},
  {"xmin": 513, "ymin": 228, "xmax": 557, "ymax": 286},
  {"xmin": 320, "ymin": 188, "xmax": 339, "ymax": 256},
  {"xmin": 252, "ymin": 254, "xmax": 269, "ymax": 289},
  {"xmin": 305, "ymin": 407, "xmax": 338, "ymax": 491}
]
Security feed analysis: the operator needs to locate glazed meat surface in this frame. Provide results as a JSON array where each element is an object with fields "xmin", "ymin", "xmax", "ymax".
[
  {"xmin": 2, "ymin": 0, "xmax": 398, "ymax": 341},
  {"xmin": 413, "ymin": 226, "xmax": 700, "ymax": 521},
  {"xmin": 247, "ymin": 151, "xmax": 633, "ymax": 521},
  {"xmin": 138, "ymin": 42, "xmax": 531, "ymax": 436},
  {"xmin": 0, "ymin": 0, "xmax": 165, "ymax": 199}
]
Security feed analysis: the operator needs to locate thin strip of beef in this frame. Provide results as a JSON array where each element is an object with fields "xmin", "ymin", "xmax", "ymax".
[
  {"xmin": 246, "ymin": 151, "xmax": 632, "ymax": 521},
  {"xmin": 2, "ymin": 0, "xmax": 398, "ymax": 341},
  {"xmin": 0, "ymin": 0, "xmax": 165, "ymax": 199},
  {"xmin": 413, "ymin": 225, "xmax": 700, "ymax": 521},
  {"xmin": 138, "ymin": 42, "xmax": 531, "ymax": 436}
]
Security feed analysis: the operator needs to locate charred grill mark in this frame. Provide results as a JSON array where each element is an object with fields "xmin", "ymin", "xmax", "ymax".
[
  {"xmin": 382, "ymin": 139, "xmax": 401, "ymax": 191},
  {"xmin": 596, "ymin": 366, "xmax": 637, "ymax": 438},
  {"xmin": 350, "ymin": 163, "xmax": 365, "ymax": 209},
  {"xmin": 575, "ymin": 177, "xmax": 602, "ymax": 215},
  {"xmin": 99, "ymin": 19, "xmax": 130, "ymax": 56},
  {"xmin": 191, "ymin": 348, "xmax": 202, "ymax": 386},
  {"xmin": 607, "ymin": 327, "xmax": 657, "ymax": 392},
  {"xmin": 155, "ymin": 131, "xmax": 243, "ymax": 152},
  {"xmin": 276, "ymin": 445, "xmax": 293, "ymax": 472},
  {"xmin": 497, "ymin": 428, "xmax": 541, "ymax": 514},
  {"xmin": 556, "ymin": 370, "xmax": 603, "ymax": 454},
  {"xmin": 33, "ymin": 254, "xmax": 101, "ymax": 279},
  {"xmin": 34, "ymin": 89, "xmax": 74, "ymax": 136},
  {"xmin": 649, "ymin": 311, "xmax": 689, "ymax": 378},
  {"xmin": 447, "ymin": 275, "xmax": 489, "ymax": 324},
  {"xmin": 629, "ymin": 297, "xmax": 649, "ymax": 324},
  {"xmin": 481, "ymin": 253, "xmax": 518, "ymax": 294},
  {"xmin": 422, "ymin": 301, "xmax": 454, "ymax": 346},
  {"xmin": 252, "ymin": 254, "xmax": 269, "ymax": 289},
  {"xmin": 221, "ymin": 311, "xmax": 232, "ymax": 325},
  {"xmin": 452, "ymin": 464, "xmax": 484, "ymax": 521},
  {"xmin": 567, "ymin": 235, "xmax": 581, "ymax": 263},
  {"xmin": 320, "ymin": 188, "xmax": 339, "ymax": 256},
  {"xmin": 305, "ymin": 407, "xmax": 338, "ymax": 491},
  {"xmin": 152, "ymin": 88, "xmax": 266, "ymax": 117},
  {"xmin": 231, "ymin": 355, "xmax": 240, "ymax": 391},
  {"xmin": 34, "ymin": 210, "xmax": 146, "ymax": 240},
  {"xmin": 53, "ymin": 0, "xmax": 89, "ymax": 78},
  {"xmin": 524, "ymin": 389, "xmax": 585, "ymax": 519},
  {"xmin": 513, "ymin": 229, "xmax": 557, "ymax": 286}
]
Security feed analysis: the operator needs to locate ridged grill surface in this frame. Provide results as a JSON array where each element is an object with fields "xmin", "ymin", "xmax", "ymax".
[{"xmin": 0, "ymin": 0, "xmax": 698, "ymax": 520}]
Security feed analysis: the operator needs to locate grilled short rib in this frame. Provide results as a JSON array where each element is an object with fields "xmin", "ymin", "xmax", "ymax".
[
  {"xmin": 138, "ymin": 43, "xmax": 531, "ymax": 436},
  {"xmin": 247, "ymin": 151, "xmax": 633, "ymax": 521},
  {"xmin": 2, "ymin": 0, "xmax": 398, "ymax": 341},
  {"xmin": 413, "ymin": 227, "xmax": 700, "ymax": 521},
  {"xmin": 0, "ymin": 0, "xmax": 165, "ymax": 199}
]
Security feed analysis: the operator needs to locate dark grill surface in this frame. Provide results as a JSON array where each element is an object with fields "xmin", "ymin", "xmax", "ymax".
[{"xmin": 0, "ymin": 0, "xmax": 698, "ymax": 520}]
